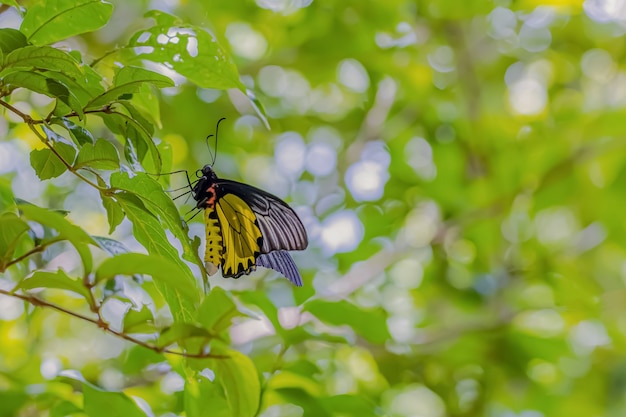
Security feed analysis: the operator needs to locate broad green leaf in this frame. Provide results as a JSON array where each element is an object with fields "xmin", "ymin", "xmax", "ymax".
[
  {"xmin": 319, "ymin": 395, "xmax": 380, "ymax": 417},
  {"xmin": 123, "ymin": 304, "xmax": 155, "ymax": 334},
  {"xmin": 95, "ymin": 252, "xmax": 199, "ymax": 306},
  {"xmin": 74, "ymin": 139, "xmax": 119, "ymax": 170},
  {"xmin": 29, "ymin": 141, "xmax": 76, "ymax": 180},
  {"xmin": 3, "ymin": 71, "xmax": 84, "ymax": 117},
  {"xmin": 54, "ymin": 117, "xmax": 95, "ymax": 145},
  {"xmin": 18, "ymin": 203, "xmax": 95, "ymax": 273},
  {"xmin": 0, "ymin": 28, "xmax": 27, "ymax": 57},
  {"xmin": 82, "ymin": 381, "xmax": 147, "ymax": 417},
  {"xmin": 274, "ymin": 388, "xmax": 332, "ymax": 417},
  {"xmin": 99, "ymin": 108, "xmax": 161, "ymax": 173},
  {"xmin": 201, "ymin": 349, "xmax": 261, "ymax": 417},
  {"xmin": 157, "ymin": 323, "xmax": 212, "ymax": 349},
  {"xmin": 185, "ymin": 377, "xmax": 231, "ymax": 417},
  {"xmin": 0, "ymin": 178, "xmax": 14, "ymax": 212},
  {"xmin": 124, "ymin": 10, "xmax": 244, "ymax": 90},
  {"xmin": 100, "ymin": 195, "xmax": 125, "ymax": 234},
  {"xmin": 2, "ymin": 46, "xmax": 83, "ymax": 79},
  {"xmin": 50, "ymin": 401, "xmax": 83, "ymax": 417},
  {"xmin": 0, "ymin": 212, "xmax": 29, "ymax": 270},
  {"xmin": 17, "ymin": 270, "xmax": 94, "ymax": 308},
  {"xmin": 85, "ymin": 66, "xmax": 174, "ymax": 109},
  {"xmin": 20, "ymin": 0, "xmax": 113, "ymax": 46},
  {"xmin": 110, "ymin": 172, "xmax": 204, "ymax": 277},
  {"xmin": 197, "ymin": 287, "xmax": 245, "ymax": 334},
  {"xmin": 303, "ymin": 300, "xmax": 390, "ymax": 344}
]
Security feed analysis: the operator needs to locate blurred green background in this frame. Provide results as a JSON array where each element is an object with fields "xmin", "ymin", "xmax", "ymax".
[{"xmin": 2, "ymin": 0, "xmax": 626, "ymax": 415}]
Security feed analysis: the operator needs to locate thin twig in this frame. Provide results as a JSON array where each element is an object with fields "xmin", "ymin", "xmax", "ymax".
[
  {"xmin": 4, "ymin": 238, "xmax": 64, "ymax": 270},
  {"xmin": 0, "ymin": 289, "xmax": 229, "ymax": 359}
]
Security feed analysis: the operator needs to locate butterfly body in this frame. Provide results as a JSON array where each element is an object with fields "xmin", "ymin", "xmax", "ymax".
[{"xmin": 192, "ymin": 164, "xmax": 307, "ymax": 286}]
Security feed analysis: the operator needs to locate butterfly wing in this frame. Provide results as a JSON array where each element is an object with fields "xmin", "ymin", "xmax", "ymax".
[{"xmin": 217, "ymin": 180, "xmax": 308, "ymax": 253}]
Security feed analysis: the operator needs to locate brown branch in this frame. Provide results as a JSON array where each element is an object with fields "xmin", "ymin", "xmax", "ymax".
[
  {"xmin": 0, "ymin": 289, "xmax": 229, "ymax": 359},
  {"xmin": 4, "ymin": 238, "xmax": 64, "ymax": 270}
]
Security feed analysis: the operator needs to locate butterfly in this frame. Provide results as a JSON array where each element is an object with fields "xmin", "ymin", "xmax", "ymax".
[{"xmin": 185, "ymin": 121, "xmax": 308, "ymax": 286}]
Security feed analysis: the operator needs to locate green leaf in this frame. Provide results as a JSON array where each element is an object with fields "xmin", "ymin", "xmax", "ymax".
[
  {"xmin": 100, "ymin": 195, "xmax": 125, "ymax": 234},
  {"xmin": 197, "ymin": 287, "xmax": 243, "ymax": 334},
  {"xmin": 99, "ymin": 108, "xmax": 161, "ymax": 173},
  {"xmin": 95, "ymin": 252, "xmax": 200, "ymax": 311},
  {"xmin": 319, "ymin": 395, "xmax": 380, "ymax": 417},
  {"xmin": 17, "ymin": 270, "xmax": 94, "ymax": 308},
  {"xmin": 157, "ymin": 322, "xmax": 212, "ymax": 349},
  {"xmin": 274, "ymin": 388, "xmax": 332, "ymax": 417},
  {"xmin": 2, "ymin": 46, "xmax": 83, "ymax": 79},
  {"xmin": 54, "ymin": 117, "xmax": 95, "ymax": 145},
  {"xmin": 85, "ymin": 66, "xmax": 174, "ymax": 109},
  {"xmin": 185, "ymin": 377, "xmax": 231, "ymax": 417},
  {"xmin": 82, "ymin": 381, "xmax": 147, "ymax": 417},
  {"xmin": 50, "ymin": 400, "xmax": 83, "ymax": 417},
  {"xmin": 303, "ymin": 300, "xmax": 390, "ymax": 344},
  {"xmin": 110, "ymin": 172, "xmax": 204, "ymax": 277},
  {"xmin": 113, "ymin": 191, "xmax": 198, "ymax": 322},
  {"xmin": 29, "ymin": 141, "xmax": 76, "ymax": 180},
  {"xmin": 124, "ymin": 10, "xmax": 244, "ymax": 90},
  {"xmin": 3, "ymin": 71, "xmax": 84, "ymax": 117},
  {"xmin": 123, "ymin": 304, "xmax": 155, "ymax": 334},
  {"xmin": 92, "ymin": 235, "xmax": 129, "ymax": 256},
  {"xmin": 20, "ymin": 0, "xmax": 113, "ymax": 46},
  {"xmin": 18, "ymin": 203, "xmax": 95, "ymax": 273},
  {"xmin": 247, "ymin": 89, "xmax": 270, "ymax": 130},
  {"xmin": 74, "ymin": 139, "xmax": 119, "ymax": 170},
  {"xmin": 0, "ymin": 212, "xmax": 29, "ymax": 270},
  {"xmin": 203, "ymin": 349, "xmax": 261, "ymax": 417},
  {"xmin": 0, "ymin": 28, "xmax": 27, "ymax": 56}
]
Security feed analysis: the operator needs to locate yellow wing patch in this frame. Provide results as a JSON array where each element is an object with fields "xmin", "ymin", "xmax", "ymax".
[
  {"xmin": 214, "ymin": 194, "xmax": 263, "ymax": 278},
  {"xmin": 203, "ymin": 207, "xmax": 223, "ymax": 275}
]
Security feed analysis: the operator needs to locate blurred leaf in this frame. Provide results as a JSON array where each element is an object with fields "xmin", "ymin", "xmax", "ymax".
[
  {"xmin": 18, "ymin": 203, "xmax": 95, "ymax": 273},
  {"xmin": 123, "ymin": 304, "xmax": 155, "ymax": 334},
  {"xmin": 304, "ymin": 300, "xmax": 390, "ymax": 344},
  {"xmin": 0, "ymin": 212, "xmax": 29, "ymax": 270},
  {"xmin": 20, "ymin": 0, "xmax": 113, "ymax": 45},
  {"xmin": 203, "ymin": 349, "xmax": 261, "ymax": 417},
  {"xmin": 124, "ymin": 10, "xmax": 244, "ymax": 90},
  {"xmin": 95, "ymin": 253, "xmax": 200, "ymax": 308},
  {"xmin": 17, "ymin": 270, "xmax": 94, "ymax": 308},
  {"xmin": 274, "ymin": 388, "xmax": 332, "ymax": 417},
  {"xmin": 197, "ymin": 286, "xmax": 243, "ymax": 334},
  {"xmin": 237, "ymin": 291, "xmax": 284, "ymax": 338},
  {"xmin": 50, "ymin": 400, "xmax": 83, "ymax": 417},
  {"xmin": 319, "ymin": 394, "xmax": 380, "ymax": 417},
  {"xmin": 157, "ymin": 323, "xmax": 212, "ymax": 349},
  {"xmin": 74, "ymin": 139, "xmax": 119, "ymax": 170},
  {"xmin": 82, "ymin": 381, "xmax": 147, "ymax": 417},
  {"xmin": 185, "ymin": 377, "xmax": 231, "ymax": 417},
  {"xmin": 85, "ymin": 66, "xmax": 174, "ymax": 109}
]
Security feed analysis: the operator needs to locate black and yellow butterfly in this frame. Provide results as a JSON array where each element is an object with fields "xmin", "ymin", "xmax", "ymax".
[{"xmin": 186, "ymin": 123, "xmax": 308, "ymax": 286}]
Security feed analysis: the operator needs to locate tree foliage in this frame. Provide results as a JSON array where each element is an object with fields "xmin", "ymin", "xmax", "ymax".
[{"xmin": 0, "ymin": 0, "xmax": 623, "ymax": 416}]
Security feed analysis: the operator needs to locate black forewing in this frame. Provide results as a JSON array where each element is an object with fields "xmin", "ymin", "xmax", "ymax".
[{"xmin": 216, "ymin": 179, "xmax": 308, "ymax": 254}]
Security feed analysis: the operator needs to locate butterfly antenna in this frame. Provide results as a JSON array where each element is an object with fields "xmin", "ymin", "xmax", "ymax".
[{"xmin": 212, "ymin": 117, "xmax": 226, "ymax": 166}]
